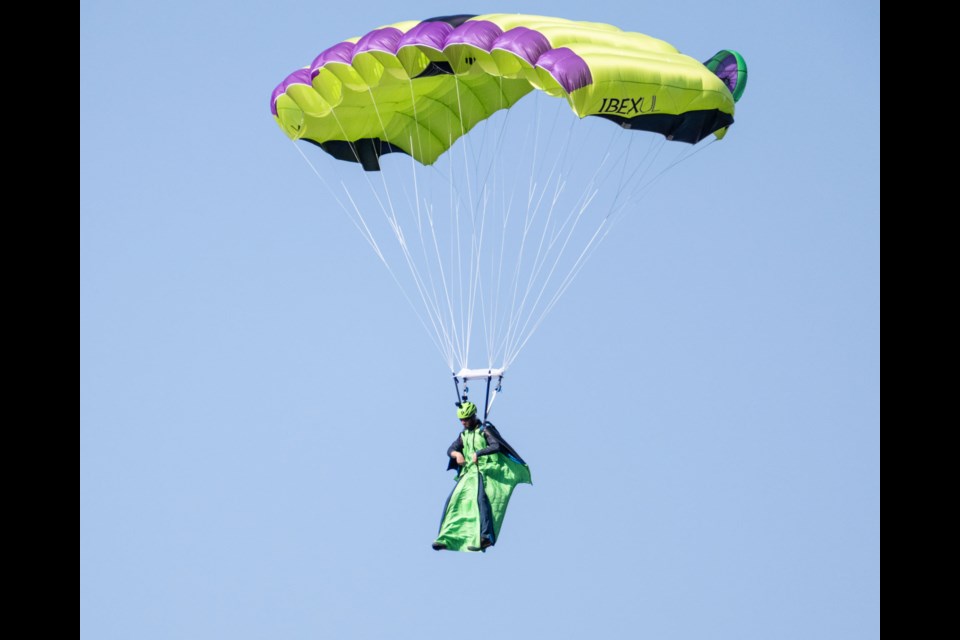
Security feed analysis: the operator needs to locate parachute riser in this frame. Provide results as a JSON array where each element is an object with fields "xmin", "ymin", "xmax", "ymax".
[
  {"xmin": 483, "ymin": 375, "xmax": 492, "ymax": 423},
  {"xmin": 453, "ymin": 372, "xmax": 464, "ymax": 407},
  {"xmin": 453, "ymin": 368, "xmax": 505, "ymax": 422}
]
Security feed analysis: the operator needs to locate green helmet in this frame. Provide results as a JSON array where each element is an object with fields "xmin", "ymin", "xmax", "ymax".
[{"xmin": 457, "ymin": 402, "xmax": 478, "ymax": 420}]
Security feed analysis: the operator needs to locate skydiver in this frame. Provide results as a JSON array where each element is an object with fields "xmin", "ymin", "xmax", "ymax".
[{"xmin": 432, "ymin": 402, "xmax": 531, "ymax": 552}]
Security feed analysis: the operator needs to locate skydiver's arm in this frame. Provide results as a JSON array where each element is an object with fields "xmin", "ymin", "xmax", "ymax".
[
  {"xmin": 447, "ymin": 435, "xmax": 465, "ymax": 465},
  {"xmin": 447, "ymin": 435, "xmax": 463, "ymax": 456},
  {"xmin": 475, "ymin": 425, "xmax": 503, "ymax": 457}
]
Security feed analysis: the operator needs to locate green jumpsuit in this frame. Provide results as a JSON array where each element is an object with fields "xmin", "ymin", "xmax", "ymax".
[{"xmin": 434, "ymin": 424, "xmax": 531, "ymax": 552}]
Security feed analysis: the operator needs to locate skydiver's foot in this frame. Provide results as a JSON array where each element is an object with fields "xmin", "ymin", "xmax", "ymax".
[
  {"xmin": 432, "ymin": 542, "xmax": 447, "ymax": 551},
  {"xmin": 467, "ymin": 538, "xmax": 493, "ymax": 552}
]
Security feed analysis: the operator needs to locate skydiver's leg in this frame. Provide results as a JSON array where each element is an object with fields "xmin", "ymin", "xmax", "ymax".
[
  {"xmin": 475, "ymin": 473, "xmax": 495, "ymax": 548},
  {"xmin": 433, "ymin": 471, "xmax": 481, "ymax": 552}
]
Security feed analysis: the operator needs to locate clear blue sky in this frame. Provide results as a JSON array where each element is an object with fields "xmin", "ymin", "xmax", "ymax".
[{"xmin": 81, "ymin": 2, "xmax": 880, "ymax": 638}]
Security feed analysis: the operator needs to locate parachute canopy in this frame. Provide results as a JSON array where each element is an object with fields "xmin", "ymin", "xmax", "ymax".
[
  {"xmin": 270, "ymin": 16, "xmax": 748, "ymax": 394},
  {"xmin": 271, "ymin": 14, "xmax": 747, "ymax": 170}
]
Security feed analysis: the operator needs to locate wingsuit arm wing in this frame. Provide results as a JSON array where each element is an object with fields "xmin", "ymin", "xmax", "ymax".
[{"xmin": 478, "ymin": 423, "xmax": 527, "ymax": 465}]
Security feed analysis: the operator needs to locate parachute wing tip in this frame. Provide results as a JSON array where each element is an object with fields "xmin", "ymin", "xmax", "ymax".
[{"xmin": 703, "ymin": 49, "xmax": 748, "ymax": 103}]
